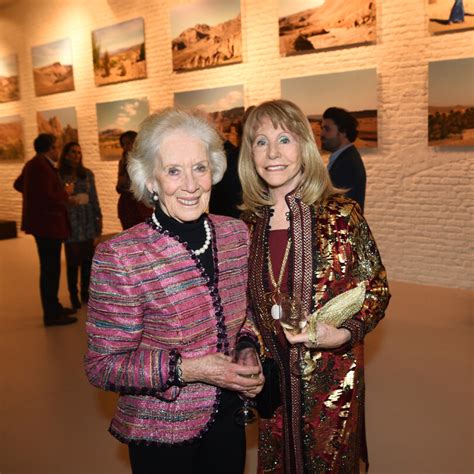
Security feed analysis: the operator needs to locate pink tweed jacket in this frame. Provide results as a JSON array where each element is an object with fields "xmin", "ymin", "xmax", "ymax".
[{"xmin": 85, "ymin": 214, "xmax": 253, "ymax": 445}]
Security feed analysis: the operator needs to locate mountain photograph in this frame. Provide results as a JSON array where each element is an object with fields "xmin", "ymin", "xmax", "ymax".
[
  {"xmin": 0, "ymin": 54, "xmax": 20, "ymax": 103},
  {"xmin": 0, "ymin": 115, "xmax": 24, "ymax": 161},
  {"xmin": 37, "ymin": 107, "xmax": 78, "ymax": 151}
]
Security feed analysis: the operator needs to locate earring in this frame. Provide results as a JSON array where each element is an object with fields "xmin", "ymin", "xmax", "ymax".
[{"xmin": 152, "ymin": 191, "xmax": 159, "ymax": 202}]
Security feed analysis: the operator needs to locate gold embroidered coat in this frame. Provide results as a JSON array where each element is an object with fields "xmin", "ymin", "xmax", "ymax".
[{"xmin": 247, "ymin": 193, "xmax": 390, "ymax": 474}]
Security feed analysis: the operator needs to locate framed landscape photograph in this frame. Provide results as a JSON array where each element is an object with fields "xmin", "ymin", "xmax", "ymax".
[
  {"xmin": 0, "ymin": 115, "xmax": 24, "ymax": 161},
  {"xmin": 174, "ymin": 85, "xmax": 244, "ymax": 146},
  {"xmin": 279, "ymin": 0, "xmax": 376, "ymax": 57},
  {"xmin": 92, "ymin": 17, "xmax": 146, "ymax": 86},
  {"xmin": 37, "ymin": 107, "xmax": 78, "ymax": 151},
  {"xmin": 96, "ymin": 97, "xmax": 149, "ymax": 160},
  {"xmin": 428, "ymin": 57, "xmax": 474, "ymax": 147},
  {"xmin": 31, "ymin": 38, "xmax": 75, "ymax": 96},
  {"xmin": 0, "ymin": 54, "xmax": 20, "ymax": 103},
  {"xmin": 281, "ymin": 68, "xmax": 378, "ymax": 151},
  {"xmin": 428, "ymin": 0, "xmax": 474, "ymax": 35},
  {"xmin": 171, "ymin": 0, "xmax": 242, "ymax": 72}
]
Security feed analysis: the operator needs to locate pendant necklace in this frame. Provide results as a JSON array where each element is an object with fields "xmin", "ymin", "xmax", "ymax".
[{"xmin": 267, "ymin": 238, "xmax": 292, "ymax": 320}]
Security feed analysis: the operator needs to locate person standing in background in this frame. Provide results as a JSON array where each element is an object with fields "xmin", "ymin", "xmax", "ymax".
[
  {"xmin": 321, "ymin": 107, "xmax": 367, "ymax": 213},
  {"xmin": 116, "ymin": 130, "xmax": 152, "ymax": 229},
  {"xmin": 449, "ymin": 0, "xmax": 465, "ymax": 23},
  {"xmin": 58, "ymin": 141, "xmax": 102, "ymax": 309},
  {"xmin": 13, "ymin": 133, "xmax": 77, "ymax": 326}
]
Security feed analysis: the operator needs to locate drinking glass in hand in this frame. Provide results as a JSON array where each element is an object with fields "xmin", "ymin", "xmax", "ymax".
[{"xmin": 232, "ymin": 347, "xmax": 259, "ymax": 426}]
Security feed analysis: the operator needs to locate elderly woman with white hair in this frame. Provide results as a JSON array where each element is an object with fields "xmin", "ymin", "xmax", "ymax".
[{"xmin": 85, "ymin": 108, "xmax": 264, "ymax": 474}]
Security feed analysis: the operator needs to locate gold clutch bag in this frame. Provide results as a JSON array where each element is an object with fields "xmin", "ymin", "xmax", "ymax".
[{"xmin": 309, "ymin": 281, "xmax": 366, "ymax": 328}]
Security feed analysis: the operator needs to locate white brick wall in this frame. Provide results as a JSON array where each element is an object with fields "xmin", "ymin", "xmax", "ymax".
[{"xmin": 0, "ymin": 0, "xmax": 472, "ymax": 289}]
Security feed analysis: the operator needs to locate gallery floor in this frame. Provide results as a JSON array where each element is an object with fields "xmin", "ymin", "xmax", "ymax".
[{"xmin": 0, "ymin": 234, "xmax": 472, "ymax": 474}]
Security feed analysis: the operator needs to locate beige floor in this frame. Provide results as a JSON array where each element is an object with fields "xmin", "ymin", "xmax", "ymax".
[{"xmin": 0, "ymin": 234, "xmax": 472, "ymax": 474}]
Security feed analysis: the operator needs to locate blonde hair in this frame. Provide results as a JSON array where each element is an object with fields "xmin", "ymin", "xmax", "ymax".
[
  {"xmin": 128, "ymin": 108, "xmax": 226, "ymax": 204},
  {"xmin": 238, "ymin": 99, "xmax": 337, "ymax": 214}
]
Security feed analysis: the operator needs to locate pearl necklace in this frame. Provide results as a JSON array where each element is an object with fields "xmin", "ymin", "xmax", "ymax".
[{"xmin": 151, "ymin": 212, "xmax": 212, "ymax": 256}]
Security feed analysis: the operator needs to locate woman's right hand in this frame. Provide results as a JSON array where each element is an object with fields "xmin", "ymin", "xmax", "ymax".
[{"xmin": 180, "ymin": 353, "xmax": 265, "ymax": 396}]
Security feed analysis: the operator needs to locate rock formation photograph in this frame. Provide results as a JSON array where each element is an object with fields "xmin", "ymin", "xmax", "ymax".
[
  {"xmin": 37, "ymin": 107, "xmax": 78, "ymax": 151},
  {"xmin": 96, "ymin": 98, "xmax": 149, "ymax": 160},
  {"xmin": 279, "ymin": 0, "xmax": 376, "ymax": 57},
  {"xmin": 281, "ymin": 68, "xmax": 378, "ymax": 151},
  {"xmin": 0, "ymin": 54, "xmax": 20, "ymax": 103},
  {"xmin": 429, "ymin": 58, "xmax": 474, "ymax": 147},
  {"xmin": 171, "ymin": 0, "xmax": 242, "ymax": 72},
  {"xmin": 31, "ymin": 38, "xmax": 75, "ymax": 96},
  {"xmin": 0, "ymin": 115, "xmax": 24, "ymax": 161},
  {"xmin": 174, "ymin": 85, "xmax": 244, "ymax": 145},
  {"xmin": 428, "ymin": 0, "xmax": 474, "ymax": 34},
  {"xmin": 92, "ymin": 17, "xmax": 146, "ymax": 87}
]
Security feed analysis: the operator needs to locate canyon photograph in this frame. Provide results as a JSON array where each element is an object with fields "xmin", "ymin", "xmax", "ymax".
[
  {"xmin": 37, "ymin": 107, "xmax": 78, "ymax": 151},
  {"xmin": 96, "ymin": 98, "xmax": 149, "ymax": 160},
  {"xmin": 174, "ymin": 85, "xmax": 244, "ymax": 146},
  {"xmin": 279, "ymin": 0, "xmax": 376, "ymax": 57},
  {"xmin": 428, "ymin": 0, "xmax": 474, "ymax": 34},
  {"xmin": 31, "ymin": 38, "xmax": 75, "ymax": 96},
  {"xmin": 92, "ymin": 17, "xmax": 146, "ymax": 87},
  {"xmin": 0, "ymin": 115, "xmax": 24, "ymax": 161},
  {"xmin": 281, "ymin": 68, "xmax": 378, "ymax": 152},
  {"xmin": 171, "ymin": 0, "xmax": 242, "ymax": 72},
  {"xmin": 429, "ymin": 58, "xmax": 474, "ymax": 147},
  {"xmin": 0, "ymin": 54, "xmax": 20, "ymax": 103}
]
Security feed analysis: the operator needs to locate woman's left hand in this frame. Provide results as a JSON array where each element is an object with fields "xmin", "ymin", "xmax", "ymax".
[{"xmin": 283, "ymin": 322, "xmax": 351, "ymax": 350}]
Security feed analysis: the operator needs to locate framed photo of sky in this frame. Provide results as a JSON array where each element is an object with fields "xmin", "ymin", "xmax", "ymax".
[
  {"xmin": 428, "ymin": 57, "xmax": 474, "ymax": 147},
  {"xmin": 281, "ymin": 68, "xmax": 378, "ymax": 151},
  {"xmin": 279, "ymin": 0, "xmax": 376, "ymax": 57},
  {"xmin": 174, "ymin": 85, "xmax": 244, "ymax": 146},
  {"xmin": 171, "ymin": 0, "xmax": 242, "ymax": 72}
]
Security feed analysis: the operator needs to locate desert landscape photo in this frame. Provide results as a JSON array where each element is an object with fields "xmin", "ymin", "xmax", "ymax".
[
  {"xmin": 92, "ymin": 17, "xmax": 146, "ymax": 87},
  {"xmin": 0, "ymin": 115, "xmax": 24, "ymax": 161},
  {"xmin": 37, "ymin": 107, "xmax": 78, "ymax": 152},
  {"xmin": 428, "ymin": 0, "xmax": 474, "ymax": 34},
  {"xmin": 279, "ymin": 0, "xmax": 376, "ymax": 57},
  {"xmin": 171, "ymin": 0, "xmax": 242, "ymax": 72},
  {"xmin": 429, "ymin": 58, "xmax": 474, "ymax": 147},
  {"xmin": 174, "ymin": 85, "xmax": 244, "ymax": 145},
  {"xmin": 0, "ymin": 54, "xmax": 20, "ymax": 103},
  {"xmin": 31, "ymin": 38, "xmax": 74, "ymax": 96},
  {"xmin": 96, "ymin": 98, "xmax": 149, "ymax": 160},
  {"xmin": 281, "ymin": 68, "xmax": 378, "ymax": 151}
]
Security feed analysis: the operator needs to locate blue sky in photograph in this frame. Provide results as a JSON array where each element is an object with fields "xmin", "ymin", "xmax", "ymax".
[
  {"xmin": 171, "ymin": 0, "xmax": 240, "ymax": 38},
  {"xmin": 429, "ymin": 58, "xmax": 474, "ymax": 107},
  {"xmin": 0, "ymin": 54, "xmax": 18, "ymax": 77},
  {"xmin": 31, "ymin": 38, "xmax": 72, "ymax": 68},
  {"xmin": 93, "ymin": 18, "xmax": 144, "ymax": 54},
  {"xmin": 281, "ymin": 68, "xmax": 377, "ymax": 115},
  {"xmin": 96, "ymin": 98, "xmax": 149, "ymax": 132},
  {"xmin": 174, "ymin": 85, "xmax": 244, "ymax": 113},
  {"xmin": 38, "ymin": 107, "xmax": 77, "ymax": 128},
  {"xmin": 279, "ymin": 0, "xmax": 325, "ymax": 18}
]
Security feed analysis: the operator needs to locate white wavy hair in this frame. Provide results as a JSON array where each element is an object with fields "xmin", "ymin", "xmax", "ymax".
[{"xmin": 128, "ymin": 107, "xmax": 227, "ymax": 205}]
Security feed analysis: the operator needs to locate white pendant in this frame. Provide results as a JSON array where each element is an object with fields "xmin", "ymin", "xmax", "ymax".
[{"xmin": 271, "ymin": 304, "xmax": 282, "ymax": 320}]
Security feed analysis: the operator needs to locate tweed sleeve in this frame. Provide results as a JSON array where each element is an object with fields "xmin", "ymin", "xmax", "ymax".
[
  {"xmin": 84, "ymin": 241, "xmax": 180, "ymax": 401},
  {"xmin": 340, "ymin": 205, "xmax": 391, "ymax": 346}
]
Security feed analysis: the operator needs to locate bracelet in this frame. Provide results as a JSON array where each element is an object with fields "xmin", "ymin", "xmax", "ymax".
[
  {"xmin": 175, "ymin": 355, "xmax": 187, "ymax": 387},
  {"xmin": 307, "ymin": 317, "xmax": 319, "ymax": 347}
]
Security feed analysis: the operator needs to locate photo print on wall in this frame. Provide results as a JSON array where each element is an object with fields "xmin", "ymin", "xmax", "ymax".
[
  {"xmin": 281, "ymin": 68, "xmax": 378, "ymax": 153},
  {"xmin": 0, "ymin": 54, "xmax": 20, "ymax": 103},
  {"xmin": 96, "ymin": 97, "xmax": 149, "ymax": 160},
  {"xmin": 279, "ymin": 0, "xmax": 376, "ymax": 57},
  {"xmin": 428, "ymin": 57, "xmax": 474, "ymax": 147},
  {"xmin": 171, "ymin": 0, "xmax": 242, "ymax": 72},
  {"xmin": 92, "ymin": 17, "xmax": 146, "ymax": 86},
  {"xmin": 31, "ymin": 38, "xmax": 75, "ymax": 96},
  {"xmin": 37, "ymin": 107, "xmax": 78, "ymax": 152},
  {"xmin": 174, "ymin": 84, "xmax": 244, "ymax": 146},
  {"xmin": 428, "ymin": 0, "xmax": 474, "ymax": 35},
  {"xmin": 0, "ymin": 115, "xmax": 24, "ymax": 161}
]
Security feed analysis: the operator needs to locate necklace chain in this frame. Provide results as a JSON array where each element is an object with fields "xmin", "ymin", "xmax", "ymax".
[
  {"xmin": 151, "ymin": 213, "xmax": 212, "ymax": 256},
  {"xmin": 268, "ymin": 238, "xmax": 292, "ymax": 298}
]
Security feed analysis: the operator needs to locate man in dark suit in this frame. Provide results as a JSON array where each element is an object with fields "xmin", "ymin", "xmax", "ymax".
[
  {"xmin": 321, "ymin": 107, "xmax": 366, "ymax": 212},
  {"xmin": 14, "ymin": 134, "xmax": 77, "ymax": 326}
]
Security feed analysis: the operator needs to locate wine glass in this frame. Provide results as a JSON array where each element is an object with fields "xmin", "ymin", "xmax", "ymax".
[
  {"xmin": 232, "ymin": 347, "xmax": 259, "ymax": 426},
  {"xmin": 278, "ymin": 294, "xmax": 308, "ymax": 377}
]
